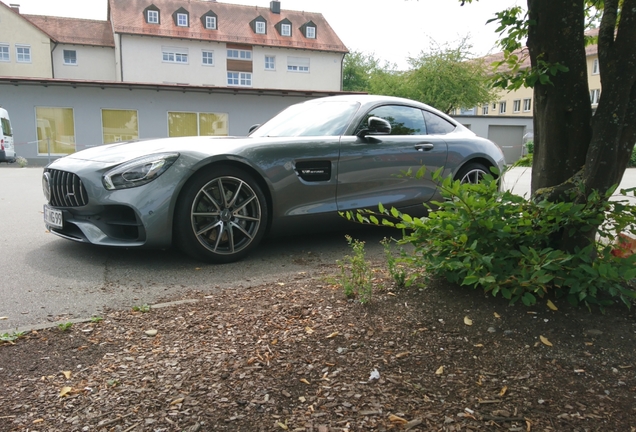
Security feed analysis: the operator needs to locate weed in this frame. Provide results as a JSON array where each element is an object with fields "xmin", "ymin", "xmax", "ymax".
[
  {"xmin": 0, "ymin": 331, "xmax": 26, "ymax": 344},
  {"xmin": 15, "ymin": 156, "xmax": 28, "ymax": 168},
  {"xmin": 337, "ymin": 235, "xmax": 373, "ymax": 303},
  {"xmin": 381, "ymin": 238, "xmax": 407, "ymax": 288},
  {"xmin": 58, "ymin": 322, "xmax": 73, "ymax": 331},
  {"xmin": 90, "ymin": 316, "xmax": 104, "ymax": 323},
  {"xmin": 132, "ymin": 304, "xmax": 151, "ymax": 313}
]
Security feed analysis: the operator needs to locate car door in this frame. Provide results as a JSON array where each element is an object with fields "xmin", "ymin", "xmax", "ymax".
[{"xmin": 336, "ymin": 104, "xmax": 448, "ymax": 214}]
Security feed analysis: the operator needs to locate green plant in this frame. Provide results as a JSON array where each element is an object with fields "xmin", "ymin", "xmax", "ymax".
[
  {"xmin": 15, "ymin": 156, "xmax": 28, "ymax": 168},
  {"xmin": 132, "ymin": 304, "xmax": 151, "ymax": 313},
  {"xmin": 347, "ymin": 168, "xmax": 636, "ymax": 309},
  {"xmin": 90, "ymin": 316, "xmax": 104, "ymax": 323},
  {"xmin": 629, "ymin": 146, "xmax": 636, "ymax": 168},
  {"xmin": 1, "ymin": 331, "xmax": 26, "ymax": 344},
  {"xmin": 58, "ymin": 322, "xmax": 73, "ymax": 331},
  {"xmin": 337, "ymin": 235, "xmax": 373, "ymax": 303},
  {"xmin": 381, "ymin": 238, "xmax": 407, "ymax": 288},
  {"xmin": 513, "ymin": 153, "xmax": 533, "ymax": 167},
  {"xmin": 525, "ymin": 140, "xmax": 534, "ymax": 154}
]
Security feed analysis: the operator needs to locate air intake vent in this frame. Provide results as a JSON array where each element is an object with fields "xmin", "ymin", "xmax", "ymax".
[{"xmin": 46, "ymin": 169, "xmax": 89, "ymax": 207}]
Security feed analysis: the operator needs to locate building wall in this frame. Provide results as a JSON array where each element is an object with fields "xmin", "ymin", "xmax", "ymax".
[
  {"xmin": 52, "ymin": 44, "xmax": 117, "ymax": 81},
  {"xmin": 0, "ymin": 7, "xmax": 52, "ymax": 78},
  {"xmin": 0, "ymin": 81, "xmax": 322, "ymax": 164}
]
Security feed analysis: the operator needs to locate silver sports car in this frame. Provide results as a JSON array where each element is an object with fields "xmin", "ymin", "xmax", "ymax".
[{"xmin": 42, "ymin": 95, "xmax": 505, "ymax": 263}]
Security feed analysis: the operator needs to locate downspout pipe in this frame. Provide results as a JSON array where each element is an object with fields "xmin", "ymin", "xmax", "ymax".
[{"xmin": 50, "ymin": 41, "xmax": 59, "ymax": 78}]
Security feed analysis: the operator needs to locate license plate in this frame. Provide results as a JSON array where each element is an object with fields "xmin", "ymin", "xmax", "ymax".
[{"xmin": 44, "ymin": 205, "xmax": 63, "ymax": 229}]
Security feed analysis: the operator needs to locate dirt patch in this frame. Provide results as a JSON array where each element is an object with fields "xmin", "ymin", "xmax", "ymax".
[{"xmin": 1, "ymin": 270, "xmax": 635, "ymax": 431}]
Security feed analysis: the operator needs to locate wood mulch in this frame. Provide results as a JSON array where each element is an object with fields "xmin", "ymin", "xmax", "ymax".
[{"xmin": 1, "ymin": 268, "xmax": 635, "ymax": 431}]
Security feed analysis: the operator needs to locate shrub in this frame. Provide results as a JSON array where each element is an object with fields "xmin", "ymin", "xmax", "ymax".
[
  {"xmin": 629, "ymin": 146, "xmax": 636, "ymax": 168},
  {"xmin": 346, "ymin": 168, "xmax": 636, "ymax": 308},
  {"xmin": 16, "ymin": 156, "xmax": 28, "ymax": 168},
  {"xmin": 337, "ymin": 235, "xmax": 373, "ymax": 303}
]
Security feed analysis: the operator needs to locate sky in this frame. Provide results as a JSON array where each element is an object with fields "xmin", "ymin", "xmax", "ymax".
[{"xmin": 3, "ymin": 0, "xmax": 522, "ymax": 69}]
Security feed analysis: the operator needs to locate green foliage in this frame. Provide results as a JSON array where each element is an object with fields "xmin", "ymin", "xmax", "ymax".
[
  {"xmin": 90, "ymin": 316, "xmax": 104, "ymax": 323},
  {"xmin": 58, "ymin": 322, "xmax": 73, "ymax": 332},
  {"xmin": 629, "ymin": 146, "xmax": 636, "ymax": 168},
  {"xmin": 513, "ymin": 140, "xmax": 534, "ymax": 167},
  {"xmin": 342, "ymin": 50, "xmax": 381, "ymax": 92},
  {"xmin": 348, "ymin": 170, "xmax": 636, "ymax": 309},
  {"xmin": 525, "ymin": 140, "xmax": 534, "ymax": 154},
  {"xmin": 1, "ymin": 331, "xmax": 26, "ymax": 344},
  {"xmin": 381, "ymin": 238, "xmax": 407, "ymax": 288},
  {"xmin": 337, "ymin": 235, "xmax": 373, "ymax": 303},
  {"xmin": 132, "ymin": 304, "xmax": 151, "ymax": 313}
]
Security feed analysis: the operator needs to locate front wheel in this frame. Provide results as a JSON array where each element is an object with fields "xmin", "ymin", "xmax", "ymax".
[
  {"xmin": 455, "ymin": 163, "xmax": 490, "ymax": 184},
  {"xmin": 174, "ymin": 166, "xmax": 268, "ymax": 263}
]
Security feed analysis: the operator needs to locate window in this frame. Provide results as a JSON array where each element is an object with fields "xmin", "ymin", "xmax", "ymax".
[
  {"xmin": 227, "ymin": 49, "xmax": 252, "ymax": 60},
  {"xmin": 227, "ymin": 72, "xmax": 252, "ymax": 87},
  {"xmin": 147, "ymin": 10, "xmax": 159, "ymax": 24},
  {"xmin": 592, "ymin": 58, "xmax": 599, "ymax": 75},
  {"xmin": 590, "ymin": 89, "xmax": 601, "ymax": 105},
  {"xmin": 202, "ymin": 50, "xmax": 214, "ymax": 66},
  {"xmin": 482, "ymin": 105, "xmax": 488, "ymax": 115},
  {"xmin": 499, "ymin": 101, "xmax": 507, "ymax": 114},
  {"xmin": 163, "ymin": 47, "xmax": 188, "ymax": 64},
  {"xmin": 356, "ymin": 105, "xmax": 427, "ymax": 136},
  {"xmin": 16, "ymin": 45, "xmax": 31, "ymax": 63},
  {"xmin": 101, "ymin": 109, "xmax": 139, "ymax": 144},
  {"xmin": 513, "ymin": 99, "xmax": 521, "ymax": 113},
  {"xmin": 306, "ymin": 26, "xmax": 316, "ymax": 39},
  {"xmin": 492, "ymin": 103, "xmax": 497, "ymax": 110},
  {"xmin": 281, "ymin": 23, "xmax": 291, "ymax": 36},
  {"xmin": 287, "ymin": 56, "xmax": 309, "ymax": 72},
  {"xmin": 523, "ymin": 98, "xmax": 532, "ymax": 112},
  {"xmin": 177, "ymin": 13, "xmax": 188, "ymax": 26},
  {"xmin": 255, "ymin": 21, "xmax": 266, "ymax": 34},
  {"xmin": 423, "ymin": 110, "xmax": 456, "ymax": 134},
  {"xmin": 168, "ymin": 112, "xmax": 229, "ymax": 137},
  {"xmin": 63, "ymin": 50, "xmax": 77, "ymax": 65},
  {"xmin": 265, "ymin": 56, "xmax": 275, "ymax": 70},
  {"xmin": 205, "ymin": 16, "xmax": 216, "ymax": 29},
  {"xmin": 36, "ymin": 107, "xmax": 76, "ymax": 155},
  {"xmin": 0, "ymin": 44, "xmax": 9, "ymax": 62}
]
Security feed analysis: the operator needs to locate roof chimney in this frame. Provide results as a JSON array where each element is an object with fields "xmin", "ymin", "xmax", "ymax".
[
  {"xmin": 270, "ymin": 1, "xmax": 280, "ymax": 14},
  {"xmin": 9, "ymin": 3, "xmax": 20, "ymax": 13}
]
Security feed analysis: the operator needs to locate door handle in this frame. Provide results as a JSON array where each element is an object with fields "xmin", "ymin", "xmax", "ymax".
[{"xmin": 414, "ymin": 143, "xmax": 435, "ymax": 151}]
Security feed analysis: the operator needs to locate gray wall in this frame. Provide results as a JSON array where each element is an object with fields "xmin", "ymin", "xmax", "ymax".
[{"xmin": 0, "ymin": 81, "xmax": 327, "ymax": 165}]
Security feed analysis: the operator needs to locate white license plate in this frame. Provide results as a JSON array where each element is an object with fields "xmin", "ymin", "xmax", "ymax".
[{"xmin": 44, "ymin": 205, "xmax": 63, "ymax": 229}]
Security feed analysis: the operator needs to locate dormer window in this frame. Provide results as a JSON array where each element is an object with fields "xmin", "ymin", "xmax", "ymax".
[
  {"xmin": 300, "ymin": 21, "xmax": 317, "ymax": 39},
  {"xmin": 250, "ymin": 16, "xmax": 267, "ymax": 35},
  {"xmin": 144, "ymin": 4, "xmax": 161, "ymax": 24},
  {"xmin": 281, "ymin": 23, "xmax": 291, "ymax": 36},
  {"xmin": 201, "ymin": 11, "xmax": 218, "ymax": 30},
  {"xmin": 172, "ymin": 7, "xmax": 189, "ymax": 27}
]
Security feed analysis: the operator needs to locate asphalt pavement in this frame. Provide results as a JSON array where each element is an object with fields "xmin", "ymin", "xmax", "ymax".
[{"xmin": 1, "ymin": 165, "xmax": 634, "ymax": 333}]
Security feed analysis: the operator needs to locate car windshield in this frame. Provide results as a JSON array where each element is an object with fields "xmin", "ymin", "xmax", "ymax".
[{"xmin": 250, "ymin": 100, "xmax": 360, "ymax": 137}]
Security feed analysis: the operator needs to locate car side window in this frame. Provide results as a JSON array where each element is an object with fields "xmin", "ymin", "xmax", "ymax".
[
  {"xmin": 423, "ymin": 110, "xmax": 456, "ymax": 134},
  {"xmin": 356, "ymin": 105, "xmax": 427, "ymax": 136}
]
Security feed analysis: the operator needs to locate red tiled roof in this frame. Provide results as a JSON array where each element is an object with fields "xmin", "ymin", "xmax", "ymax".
[
  {"xmin": 108, "ymin": 0, "xmax": 348, "ymax": 53},
  {"xmin": 24, "ymin": 15, "xmax": 115, "ymax": 47}
]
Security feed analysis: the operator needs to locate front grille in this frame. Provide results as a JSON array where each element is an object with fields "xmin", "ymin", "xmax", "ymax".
[{"xmin": 47, "ymin": 169, "xmax": 89, "ymax": 207}]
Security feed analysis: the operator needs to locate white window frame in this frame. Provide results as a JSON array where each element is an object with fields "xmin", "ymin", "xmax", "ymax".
[
  {"xmin": 590, "ymin": 89, "xmax": 600, "ymax": 105},
  {"xmin": 202, "ymin": 50, "xmax": 214, "ymax": 66},
  {"xmin": 512, "ymin": 99, "xmax": 521, "ymax": 113},
  {"xmin": 227, "ymin": 71, "xmax": 252, "ymax": 87},
  {"xmin": 227, "ymin": 49, "xmax": 252, "ymax": 60},
  {"xmin": 265, "ymin": 55, "xmax": 275, "ymax": 70},
  {"xmin": 305, "ymin": 26, "xmax": 316, "ymax": 39},
  {"xmin": 592, "ymin": 58, "xmax": 599, "ymax": 75},
  {"xmin": 255, "ymin": 21, "xmax": 266, "ymax": 34},
  {"xmin": 205, "ymin": 16, "xmax": 216, "ymax": 29},
  {"xmin": 287, "ymin": 56, "xmax": 309, "ymax": 73},
  {"xmin": 499, "ymin": 101, "xmax": 507, "ymax": 114},
  {"xmin": 63, "ymin": 49, "xmax": 77, "ymax": 65},
  {"xmin": 523, "ymin": 98, "xmax": 532, "ymax": 112},
  {"xmin": 16, "ymin": 44, "xmax": 31, "ymax": 63},
  {"xmin": 0, "ymin": 44, "xmax": 9, "ymax": 62},
  {"xmin": 481, "ymin": 105, "xmax": 488, "ymax": 115},
  {"xmin": 281, "ymin": 23, "xmax": 291, "ymax": 36},
  {"xmin": 177, "ymin": 13, "xmax": 188, "ymax": 27},
  {"xmin": 147, "ymin": 10, "xmax": 159, "ymax": 24},
  {"xmin": 162, "ymin": 47, "xmax": 189, "ymax": 64}
]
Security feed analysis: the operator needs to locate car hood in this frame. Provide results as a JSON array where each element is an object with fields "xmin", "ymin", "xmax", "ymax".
[{"xmin": 66, "ymin": 136, "xmax": 249, "ymax": 164}]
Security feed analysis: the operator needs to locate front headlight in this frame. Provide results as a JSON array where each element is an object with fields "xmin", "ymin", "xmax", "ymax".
[{"xmin": 103, "ymin": 153, "xmax": 179, "ymax": 190}]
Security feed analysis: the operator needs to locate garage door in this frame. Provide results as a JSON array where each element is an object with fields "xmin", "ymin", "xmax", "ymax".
[{"xmin": 488, "ymin": 125, "xmax": 524, "ymax": 163}]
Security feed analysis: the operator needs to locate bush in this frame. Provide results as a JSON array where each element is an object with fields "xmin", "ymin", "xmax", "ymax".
[
  {"xmin": 629, "ymin": 146, "xmax": 636, "ymax": 168},
  {"xmin": 346, "ymin": 169, "xmax": 636, "ymax": 308}
]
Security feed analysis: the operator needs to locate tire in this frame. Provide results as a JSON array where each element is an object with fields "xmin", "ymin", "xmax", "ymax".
[
  {"xmin": 454, "ymin": 162, "xmax": 490, "ymax": 184},
  {"xmin": 174, "ymin": 166, "xmax": 268, "ymax": 263}
]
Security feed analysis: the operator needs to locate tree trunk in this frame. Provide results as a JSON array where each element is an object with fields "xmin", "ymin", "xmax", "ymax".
[{"xmin": 528, "ymin": 0, "xmax": 636, "ymax": 252}]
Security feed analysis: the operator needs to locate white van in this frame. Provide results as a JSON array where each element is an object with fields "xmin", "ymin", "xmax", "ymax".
[{"xmin": 0, "ymin": 107, "xmax": 16, "ymax": 163}]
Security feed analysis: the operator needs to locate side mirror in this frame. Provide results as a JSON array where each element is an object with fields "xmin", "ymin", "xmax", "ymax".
[
  {"xmin": 356, "ymin": 116, "xmax": 391, "ymax": 138},
  {"xmin": 248, "ymin": 124, "xmax": 261, "ymax": 134}
]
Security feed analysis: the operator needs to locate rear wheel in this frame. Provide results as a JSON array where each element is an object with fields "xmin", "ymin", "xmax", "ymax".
[
  {"xmin": 174, "ymin": 166, "xmax": 268, "ymax": 263},
  {"xmin": 455, "ymin": 163, "xmax": 490, "ymax": 184}
]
